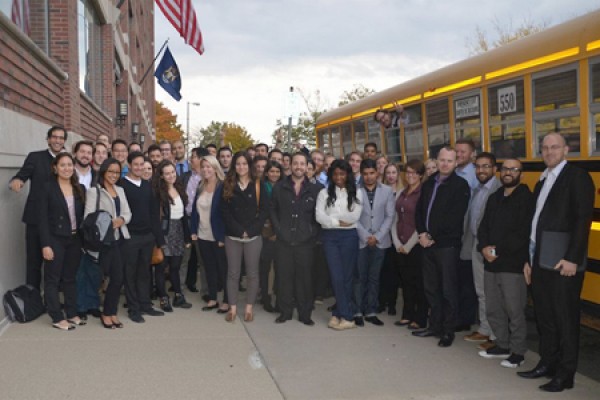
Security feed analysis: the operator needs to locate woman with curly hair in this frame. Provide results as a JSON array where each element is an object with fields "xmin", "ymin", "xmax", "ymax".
[
  {"xmin": 153, "ymin": 160, "xmax": 192, "ymax": 312},
  {"xmin": 220, "ymin": 151, "xmax": 269, "ymax": 322},
  {"xmin": 316, "ymin": 159, "xmax": 363, "ymax": 331}
]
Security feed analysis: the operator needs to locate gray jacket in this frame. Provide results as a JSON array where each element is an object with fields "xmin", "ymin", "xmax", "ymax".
[
  {"xmin": 85, "ymin": 185, "xmax": 132, "ymax": 240},
  {"xmin": 357, "ymin": 182, "xmax": 395, "ymax": 249}
]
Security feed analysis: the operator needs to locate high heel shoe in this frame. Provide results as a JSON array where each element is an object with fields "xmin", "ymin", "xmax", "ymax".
[
  {"xmin": 111, "ymin": 318, "xmax": 123, "ymax": 328},
  {"xmin": 244, "ymin": 311, "xmax": 254, "ymax": 322},
  {"xmin": 202, "ymin": 302, "xmax": 219, "ymax": 312},
  {"xmin": 225, "ymin": 311, "xmax": 236, "ymax": 323},
  {"xmin": 101, "ymin": 319, "xmax": 115, "ymax": 329}
]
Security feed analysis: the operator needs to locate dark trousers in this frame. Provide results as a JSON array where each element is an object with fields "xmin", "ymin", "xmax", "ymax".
[
  {"xmin": 99, "ymin": 241, "xmax": 124, "ymax": 316},
  {"xmin": 122, "ymin": 232, "xmax": 154, "ymax": 314},
  {"xmin": 26, "ymin": 224, "xmax": 44, "ymax": 291},
  {"xmin": 457, "ymin": 258, "xmax": 477, "ymax": 327},
  {"xmin": 312, "ymin": 243, "xmax": 330, "ymax": 299},
  {"xmin": 379, "ymin": 247, "xmax": 400, "ymax": 309},
  {"xmin": 76, "ymin": 252, "xmax": 102, "ymax": 312},
  {"xmin": 422, "ymin": 246, "xmax": 459, "ymax": 335},
  {"xmin": 197, "ymin": 239, "xmax": 228, "ymax": 303},
  {"xmin": 44, "ymin": 234, "xmax": 81, "ymax": 323},
  {"xmin": 531, "ymin": 266, "xmax": 584, "ymax": 380},
  {"xmin": 276, "ymin": 242, "xmax": 314, "ymax": 321},
  {"xmin": 185, "ymin": 242, "xmax": 206, "ymax": 291},
  {"xmin": 355, "ymin": 246, "xmax": 386, "ymax": 316},
  {"xmin": 398, "ymin": 246, "xmax": 428, "ymax": 327},
  {"xmin": 322, "ymin": 229, "xmax": 358, "ymax": 321},
  {"xmin": 259, "ymin": 238, "xmax": 277, "ymax": 304},
  {"xmin": 155, "ymin": 256, "xmax": 184, "ymax": 297}
]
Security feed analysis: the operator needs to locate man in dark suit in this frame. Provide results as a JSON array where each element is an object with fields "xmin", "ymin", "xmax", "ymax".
[
  {"xmin": 10, "ymin": 126, "xmax": 66, "ymax": 290},
  {"xmin": 518, "ymin": 133, "xmax": 595, "ymax": 392}
]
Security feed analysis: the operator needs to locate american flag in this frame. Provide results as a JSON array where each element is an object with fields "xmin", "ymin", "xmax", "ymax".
[
  {"xmin": 11, "ymin": 0, "xmax": 30, "ymax": 35},
  {"xmin": 156, "ymin": 0, "xmax": 204, "ymax": 55}
]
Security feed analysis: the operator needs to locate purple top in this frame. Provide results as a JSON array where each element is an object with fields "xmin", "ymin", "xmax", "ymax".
[{"xmin": 396, "ymin": 184, "xmax": 421, "ymax": 243}]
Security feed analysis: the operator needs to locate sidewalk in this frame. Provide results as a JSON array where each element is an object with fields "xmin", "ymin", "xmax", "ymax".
[{"xmin": 1, "ymin": 294, "xmax": 598, "ymax": 400}]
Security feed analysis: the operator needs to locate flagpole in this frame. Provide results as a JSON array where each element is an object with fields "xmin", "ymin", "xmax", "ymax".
[{"xmin": 139, "ymin": 38, "xmax": 170, "ymax": 85}]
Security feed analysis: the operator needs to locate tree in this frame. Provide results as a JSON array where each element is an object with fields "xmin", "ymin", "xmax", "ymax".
[
  {"xmin": 155, "ymin": 101, "xmax": 184, "ymax": 143},
  {"xmin": 338, "ymin": 84, "xmax": 376, "ymax": 107},
  {"xmin": 466, "ymin": 16, "xmax": 549, "ymax": 55},
  {"xmin": 196, "ymin": 121, "xmax": 254, "ymax": 153}
]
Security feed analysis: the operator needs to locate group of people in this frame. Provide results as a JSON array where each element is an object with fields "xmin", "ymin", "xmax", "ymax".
[{"xmin": 9, "ymin": 124, "xmax": 594, "ymax": 393}]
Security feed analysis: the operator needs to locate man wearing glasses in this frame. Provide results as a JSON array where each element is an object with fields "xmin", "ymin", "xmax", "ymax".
[
  {"xmin": 10, "ymin": 126, "xmax": 67, "ymax": 290},
  {"xmin": 461, "ymin": 153, "xmax": 502, "ymax": 347},
  {"xmin": 476, "ymin": 158, "xmax": 533, "ymax": 369}
]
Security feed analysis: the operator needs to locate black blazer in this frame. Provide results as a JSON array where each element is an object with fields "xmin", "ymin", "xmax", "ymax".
[
  {"xmin": 220, "ymin": 180, "xmax": 269, "ymax": 238},
  {"xmin": 415, "ymin": 171, "xmax": 471, "ymax": 248},
  {"xmin": 39, "ymin": 180, "xmax": 85, "ymax": 247},
  {"xmin": 12, "ymin": 150, "xmax": 54, "ymax": 225},
  {"xmin": 532, "ymin": 163, "xmax": 595, "ymax": 268}
]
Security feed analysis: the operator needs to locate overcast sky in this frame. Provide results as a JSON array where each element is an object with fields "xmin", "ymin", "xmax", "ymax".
[{"xmin": 154, "ymin": 0, "xmax": 597, "ymax": 145}]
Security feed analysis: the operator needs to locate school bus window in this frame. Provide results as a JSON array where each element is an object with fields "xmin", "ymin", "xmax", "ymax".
[
  {"xmin": 330, "ymin": 127, "xmax": 341, "ymax": 157},
  {"xmin": 367, "ymin": 119, "xmax": 382, "ymax": 152},
  {"xmin": 426, "ymin": 99, "xmax": 450, "ymax": 159},
  {"xmin": 341, "ymin": 123, "xmax": 353, "ymax": 156},
  {"xmin": 353, "ymin": 120, "xmax": 366, "ymax": 154},
  {"xmin": 488, "ymin": 81, "xmax": 526, "ymax": 158},
  {"xmin": 454, "ymin": 93, "xmax": 482, "ymax": 152},
  {"xmin": 404, "ymin": 104, "xmax": 424, "ymax": 161},
  {"xmin": 533, "ymin": 67, "xmax": 580, "ymax": 155},
  {"xmin": 590, "ymin": 61, "xmax": 600, "ymax": 154},
  {"xmin": 318, "ymin": 129, "xmax": 330, "ymax": 154},
  {"xmin": 385, "ymin": 124, "xmax": 401, "ymax": 163}
]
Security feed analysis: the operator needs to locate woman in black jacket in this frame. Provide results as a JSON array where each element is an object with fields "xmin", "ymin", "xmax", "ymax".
[
  {"xmin": 153, "ymin": 160, "xmax": 192, "ymax": 311},
  {"xmin": 220, "ymin": 151, "xmax": 269, "ymax": 322},
  {"xmin": 39, "ymin": 153, "xmax": 86, "ymax": 330}
]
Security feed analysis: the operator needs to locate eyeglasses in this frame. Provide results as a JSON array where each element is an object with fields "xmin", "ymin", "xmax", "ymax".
[
  {"xmin": 500, "ymin": 167, "xmax": 521, "ymax": 174},
  {"xmin": 475, "ymin": 164, "xmax": 493, "ymax": 170}
]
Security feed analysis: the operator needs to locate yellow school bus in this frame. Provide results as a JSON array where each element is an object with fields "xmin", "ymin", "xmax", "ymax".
[{"xmin": 315, "ymin": 10, "xmax": 600, "ymax": 311}]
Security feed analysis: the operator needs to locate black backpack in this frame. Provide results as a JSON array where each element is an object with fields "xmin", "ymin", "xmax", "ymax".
[
  {"xmin": 81, "ymin": 186, "xmax": 115, "ymax": 255},
  {"xmin": 3, "ymin": 284, "xmax": 45, "ymax": 323}
]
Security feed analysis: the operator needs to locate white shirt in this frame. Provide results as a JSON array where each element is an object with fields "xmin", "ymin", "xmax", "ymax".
[
  {"xmin": 316, "ymin": 187, "xmax": 363, "ymax": 229},
  {"xmin": 530, "ymin": 159, "xmax": 567, "ymax": 242},
  {"xmin": 196, "ymin": 190, "xmax": 215, "ymax": 241},
  {"xmin": 170, "ymin": 196, "xmax": 184, "ymax": 220},
  {"xmin": 77, "ymin": 168, "xmax": 93, "ymax": 190},
  {"xmin": 124, "ymin": 175, "xmax": 142, "ymax": 187}
]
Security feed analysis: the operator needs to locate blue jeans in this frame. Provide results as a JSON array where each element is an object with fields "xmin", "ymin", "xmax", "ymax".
[
  {"xmin": 321, "ymin": 229, "xmax": 358, "ymax": 321},
  {"xmin": 76, "ymin": 252, "xmax": 102, "ymax": 313},
  {"xmin": 354, "ymin": 246, "xmax": 386, "ymax": 316}
]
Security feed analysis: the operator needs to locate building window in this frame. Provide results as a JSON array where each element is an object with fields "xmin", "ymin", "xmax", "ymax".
[
  {"xmin": 404, "ymin": 104, "xmax": 423, "ymax": 161},
  {"xmin": 590, "ymin": 59, "xmax": 600, "ymax": 155},
  {"xmin": 1, "ymin": 0, "xmax": 49, "ymax": 53},
  {"xmin": 426, "ymin": 99, "xmax": 450, "ymax": 159},
  {"xmin": 532, "ymin": 66, "xmax": 580, "ymax": 155},
  {"xmin": 353, "ymin": 120, "xmax": 366, "ymax": 154},
  {"xmin": 454, "ymin": 91, "xmax": 482, "ymax": 152},
  {"xmin": 488, "ymin": 80, "xmax": 526, "ymax": 158},
  {"xmin": 78, "ymin": 0, "xmax": 103, "ymax": 105}
]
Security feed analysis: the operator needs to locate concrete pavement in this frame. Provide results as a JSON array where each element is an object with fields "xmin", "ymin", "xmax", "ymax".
[{"xmin": 0, "ymin": 294, "xmax": 598, "ymax": 400}]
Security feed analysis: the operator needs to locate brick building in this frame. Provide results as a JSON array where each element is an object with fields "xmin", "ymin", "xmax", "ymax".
[{"xmin": 0, "ymin": 0, "xmax": 155, "ymax": 322}]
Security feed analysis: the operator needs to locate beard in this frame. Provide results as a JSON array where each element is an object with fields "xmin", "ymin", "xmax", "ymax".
[
  {"xmin": 502, "ymin": 176, "xmax": 520, "ymax": 188},
  {"xmin": 76, "ymin": 158, "xmax": 90, "ymax": 168}
]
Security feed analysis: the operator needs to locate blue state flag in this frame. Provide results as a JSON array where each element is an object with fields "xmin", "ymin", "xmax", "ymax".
[{"xmin": 154, "ymin": 47, "xmax": 182, "ymax": 101}]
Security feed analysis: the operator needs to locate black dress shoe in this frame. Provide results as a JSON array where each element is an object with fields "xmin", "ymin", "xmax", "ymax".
[
  {"xmin": 275, "ymin": 316, "xmax": 290, "ymax": 324},
  {"xmin": 517, "ymin": 363, "xmax": 556, "ymax": 379},
  {"xmin": 301, "ymin": 319, "xmax": 315, "ymax": 326},
  {"xmin": 141, "ymin": 308, "xmax": 165, "ymax": 316},
  {"xmin": 187, "ymin": 285, "xmax": 199, "ymax": 293},
  {"xmin": 539, "ymin": 377, "xmax": 573, "ymax": 392},
  {"xmin": 354, "ymin": 316, "xmax": 364, "ymax": 327},
  {"xmin": 454, "ymin": 324, "xmax": 471, "ymax": 332},
  {"xmin": 412, "ymin": 329, "xmax": 437, "ymax": 337},
  {"xmin": 263, "ymin": 303, "xmax": 276, "ymax": 313},
  {"xmin": 365, "ymin": 316, "xmax": 384, "ymax": 326},
  {"xmin": 129, "ymin": 313, "xmax": 145, "ymax": 323},
  {"xmin": 202, "ymin": 303, "xmax": 220, "ymax": 311},
  {"xmin": 438, "ymin": 333, "xmax": 455, "ymax": 347},
  {"xmin": 387, "ymin": 307, "xmax": 397, "ymax": 316}
]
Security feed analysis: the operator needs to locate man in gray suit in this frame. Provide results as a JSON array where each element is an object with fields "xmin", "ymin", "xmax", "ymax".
[
  {"xmin": 354, "ymin": 159, "xmax": 395, "ymax": 326},
  {"xmin": 461, "ymin": 152, "xmax": 502, "ymax": 346}
]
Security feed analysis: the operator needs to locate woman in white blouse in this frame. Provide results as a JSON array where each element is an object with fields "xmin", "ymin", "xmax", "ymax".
[
  {"xmin": 316, "ymin": 159, "xmax": 363, "ymax": 331},
  {"xmin": 153, "ymin": 160, "xmax": 192, "ymax": 312}
]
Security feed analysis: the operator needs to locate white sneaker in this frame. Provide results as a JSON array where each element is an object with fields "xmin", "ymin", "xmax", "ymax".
[
  {"xmin": 331, "ymin": 318, "xmax": 356, "ymax": 330},
  {"xmin": 327, "ymin": 316, "xmax": 340, "ymax": 328},
  {"xmin": 500, "ymin": 353, "xmax": 525, "ymax": 368}
]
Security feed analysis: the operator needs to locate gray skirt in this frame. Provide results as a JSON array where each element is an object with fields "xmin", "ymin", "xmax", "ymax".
[{"xmin": 163, "ymin": 219, "xmax": 185, "ymax": 257}]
